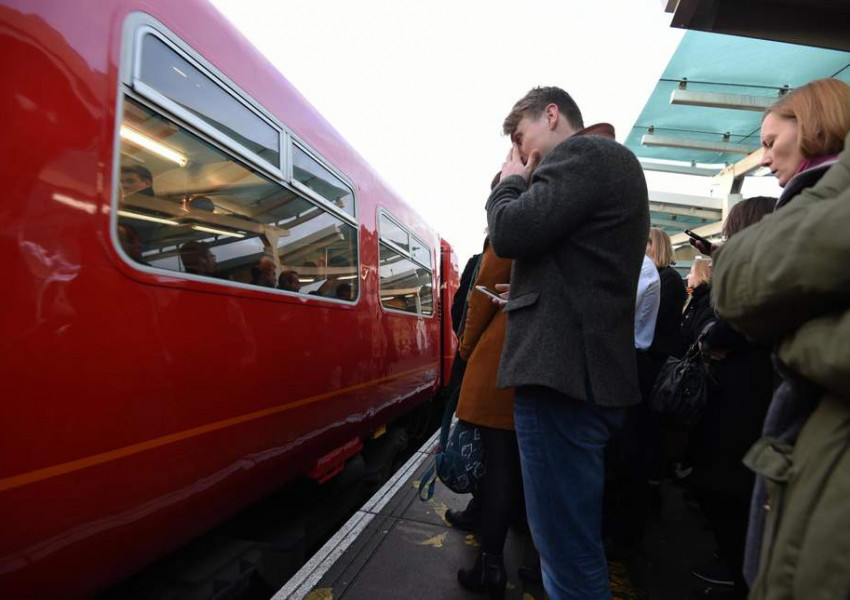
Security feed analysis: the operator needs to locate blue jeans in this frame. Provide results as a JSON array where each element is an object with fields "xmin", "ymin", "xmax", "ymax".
[{"xmin": 514, "ymin": 386, "xmax": 627, "ymax": 600}]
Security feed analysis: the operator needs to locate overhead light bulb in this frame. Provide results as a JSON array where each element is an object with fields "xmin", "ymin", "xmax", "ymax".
[
  {"xmin": 120, "ymin": 125, "xmax": 188, "ymax": 166},
  {"xmin": 117, "ymin": 210, "xmax": 179, "ymax": 225},
  {"xmin": 192, "ymin": 225, "xmax": 245, "ymax": 239}
]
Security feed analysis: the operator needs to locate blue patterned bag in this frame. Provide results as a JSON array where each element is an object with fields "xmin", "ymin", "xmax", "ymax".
[{"xmin": 419, "ymin": 387, "xmax": 486, "ymax": 500}]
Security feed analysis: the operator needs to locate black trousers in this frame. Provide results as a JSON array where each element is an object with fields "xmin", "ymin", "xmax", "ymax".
[
  {"xmin": 696, "ymin": 487, "xmax": 750, "ymax": 588},
  {"xmin": 603, "ymin": 351, "xmax": 663, "ymax": 548},
  {"xmin": 477, "ymin": 425, "xmax": 524, "ymax": 556}
]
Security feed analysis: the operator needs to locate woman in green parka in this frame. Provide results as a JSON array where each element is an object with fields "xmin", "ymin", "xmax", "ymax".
[{"xmin": 711, "ymin": 78, "xmax": 850, "ymax": 599}]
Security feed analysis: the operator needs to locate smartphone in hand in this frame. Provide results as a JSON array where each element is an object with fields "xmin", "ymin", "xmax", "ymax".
[
  {"xmin": 684, "ymin": 229, "xmax": 714, "ymax": 255},
  {"xmin": 474, "ymin": 285, "xmax": 503, "ymax": 301}
]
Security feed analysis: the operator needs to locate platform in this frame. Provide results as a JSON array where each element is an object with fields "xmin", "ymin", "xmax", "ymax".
[{"xmin": 275, "ymin": 431, "xmax": 722, "ymax": 600}]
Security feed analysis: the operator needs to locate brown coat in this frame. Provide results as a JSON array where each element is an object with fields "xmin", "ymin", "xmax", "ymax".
[{"xmin": 456, "ymin": 241, "xmax": 515, "ymax": 430}]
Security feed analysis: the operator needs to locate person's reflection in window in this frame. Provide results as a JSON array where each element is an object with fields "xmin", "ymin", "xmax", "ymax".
[
  {"xmin": 118, "ymin": 223, "xmax": 149, "ymax": 265},
  {"xmin": 278, "ymin": 270, "xmax": 301, "ymax": 292},
  {"xmin": 120, "ymin": 165, "xmax": 155, "ymax": 197},
  {"xmin": 180, "ymin": 241, "xmax": 218, "ymax": 276},
  {"xmin": 251, "ymin": 256, "xmax": 276, "ymax": 288}
]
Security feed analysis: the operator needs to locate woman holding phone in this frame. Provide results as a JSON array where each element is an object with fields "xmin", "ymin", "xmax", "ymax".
[
  {"xmin": 452, "ymin": 180, "xmax": 522, "ymax": 600},
  {"xmin": 688, "ymin": 199, "xmax": 777, "ymax": 595}
]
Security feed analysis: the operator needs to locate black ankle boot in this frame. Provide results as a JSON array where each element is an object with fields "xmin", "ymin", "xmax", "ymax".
[
  {"xmin": 446, "ymin": 508, "xmax": 478, "ymax": 532},
  {"xmin": 457, "ymin": 552, "xmax": 507, "ymax": 599}
]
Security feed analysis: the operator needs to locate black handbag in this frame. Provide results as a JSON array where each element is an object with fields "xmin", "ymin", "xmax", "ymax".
[{"xmin": 650, "ymin": 336, "xmax": 713, "ymax": 427}]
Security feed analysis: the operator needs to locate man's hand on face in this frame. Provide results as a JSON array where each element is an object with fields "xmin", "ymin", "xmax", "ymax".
[{"xmin": 500, "ymin": 143, "xmax": 541, "ymax": 183}]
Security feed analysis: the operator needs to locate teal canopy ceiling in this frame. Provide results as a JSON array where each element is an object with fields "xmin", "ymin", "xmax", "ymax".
[{"xmin": 626, "ymin": 31, "xmax": 850, "ymax": 166}]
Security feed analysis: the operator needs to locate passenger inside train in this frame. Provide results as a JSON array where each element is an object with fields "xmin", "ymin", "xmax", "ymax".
[
  {"xmin": 277, "ymin": 269, "xmax": 301, "ymax": 292},
  {"xmin": 178, "ymin": 240, "xmax": 218, "ymax": 277},
  {"xmin": 250, "ymin": 256, "xmax": 277, "ymax": 288},
  {"xmin": 120, "ymin": 164, "xmax": 155, "ymax": 197}
]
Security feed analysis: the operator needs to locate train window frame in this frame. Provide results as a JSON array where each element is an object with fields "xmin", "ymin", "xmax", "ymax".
[
  {"xmin": 378, "ymin": 213, "xmax": 410, "ymax": 254},
  {"xmin": 121, "ymin": 15, "xmax": 358, "ymax": 228},
  {"xmin": 131, "ymin": 26, "xmax": 284, "ymax": 181},
  {"xmin": 111, "ymin": 14, "xmax": 362, "ymax": 306},
  {"xmin": 290, "ymin": 141, "xmax": 357, "ymax": 221},
  {"xmin": 377, "ymin": 209, "xmax": 435, "ymax": 318}
]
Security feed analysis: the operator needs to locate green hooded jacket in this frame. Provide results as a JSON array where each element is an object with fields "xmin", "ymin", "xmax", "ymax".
[
  {"xmin": 712, "ymin": 131, "xmax": 850, "ymax": 391},
  {"xmin": 711, "ymin": 131, "xmax": 850, "ymax": 600}
]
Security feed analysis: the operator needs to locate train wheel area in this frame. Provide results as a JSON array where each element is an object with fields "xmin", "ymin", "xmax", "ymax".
[
  {"xmin": 92, "ymin": 405, "xmax": 439, "ymax": 600},
  {"xmin": 277, "ymin": 432, "xmax": 727, "ymax": 600}
]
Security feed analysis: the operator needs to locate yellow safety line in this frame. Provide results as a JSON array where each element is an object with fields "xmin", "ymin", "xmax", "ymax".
[{"xmin": 0, "ymin": 366, "xmax": 433, "ymax": 493}]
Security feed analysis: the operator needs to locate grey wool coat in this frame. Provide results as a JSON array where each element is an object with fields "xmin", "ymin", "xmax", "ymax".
[{"xmin": 486, "ymin": 131, "xmax": 649, "ymax": 407}]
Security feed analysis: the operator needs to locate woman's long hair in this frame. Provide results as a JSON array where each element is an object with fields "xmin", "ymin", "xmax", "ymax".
[
  {"xmin": 647, "ymin": 227, "xmax": 675, "ymax": 269},
  {"xmin": 765, "ymin": 78, "xmax": 850, "ymax": 158}
]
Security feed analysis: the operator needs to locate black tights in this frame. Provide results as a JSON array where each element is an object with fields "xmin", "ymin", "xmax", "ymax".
[
  {"xmin": 696, "ymin": 488, "xmax": 750, "ymax": 589},
  {"xmin": 478, "ymin": 426, "xmax": 524, "ymax": 556}
]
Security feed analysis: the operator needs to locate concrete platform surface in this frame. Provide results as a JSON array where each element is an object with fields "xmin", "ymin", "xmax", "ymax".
[{"xmin": 276, "ymin": 431, "xmax": 719, "ymax": 600}]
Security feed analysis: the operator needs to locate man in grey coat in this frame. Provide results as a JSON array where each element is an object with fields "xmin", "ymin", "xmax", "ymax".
[{"xmin": 487, "ymin": 87, "xmax": 649, "ymax": 599}]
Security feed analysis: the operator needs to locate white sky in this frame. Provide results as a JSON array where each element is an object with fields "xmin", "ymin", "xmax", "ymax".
[{"xmin": 208, "ymin": 0, "xmax": 777, "ymax": 265}]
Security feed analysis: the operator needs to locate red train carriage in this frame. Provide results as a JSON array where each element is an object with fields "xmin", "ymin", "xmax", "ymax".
[{"xmin": 0, "ymin": 1, "xmax": 458, "ymax": 598}]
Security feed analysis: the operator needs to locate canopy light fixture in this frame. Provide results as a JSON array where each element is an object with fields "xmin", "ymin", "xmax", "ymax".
[
  {"xmin": 670, "ymin": 89, "xmax": 776, "ymax": 112},
  {"xmin": 639, "ymin": 158, "xmax": 719, "ymax": 177},
  {"xmin": 120, "ymin": 125, "xmax": 188, "ymax": 166},
  {"xmin": 641, "ymin": 133, "xmax": 757, "ymax": 155}
]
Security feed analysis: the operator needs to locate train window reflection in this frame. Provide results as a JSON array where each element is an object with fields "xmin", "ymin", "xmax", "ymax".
[
  {"xmin": 138, "ymin": 34, "xmax": 280, "ymax": 168},
  {"xmin": 292, "ymin": 146, "xmax": 355, "ymax": 217},
  {"xmin": 379, "ymin": 213, "xmax": 409, "ymax": 252},
  {"xmin": 116, "ymin": 97, "xmax": 358, "ymax": 301},
  {"xmin": 410, "ymin": 236, "xmax": 431, "ymax": 269},
  {"xmin": 379, "ymin": 244, "xmax": 433, "ymax": 315}
]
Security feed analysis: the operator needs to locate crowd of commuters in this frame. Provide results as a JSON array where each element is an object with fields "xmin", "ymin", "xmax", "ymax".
[{"xmin": 445, "ymin": 78, "xmax": 850, "ymax": 600}]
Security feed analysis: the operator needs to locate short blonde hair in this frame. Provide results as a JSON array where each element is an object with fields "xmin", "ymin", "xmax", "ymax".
[
  {"xmin": 691, "ymin": 255, "xmax": 712, "ymax": 287},
  {"xmin": 765, "ymin": 78, "xmax": 850, "ymax": 158},
  {"xmin": 647, "ymin": 228, "xmax": 674, "ymax": 269}
]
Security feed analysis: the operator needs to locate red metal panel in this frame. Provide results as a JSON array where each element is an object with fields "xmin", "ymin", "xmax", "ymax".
[
  {"xmin": 0, "ymin": 1, "xmax": 448, "ymax": 597},
  {"xmin": 439, "ymin": 238, "xmax": 460, "ymax": 386}
]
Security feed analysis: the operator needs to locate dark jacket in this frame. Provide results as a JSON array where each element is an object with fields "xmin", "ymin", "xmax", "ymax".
[
  {"xmin": 680, "ymin": 284, "xmax": 714, "ymax": 349},
  {"xmin": 452, "ymin": 253, "xmax": 482, "ymax": 335},
  {"xmin": 650, "ymin": 265, "xmax": 688, "ymax": 359},
  {"xmin": 486, "ymin": 128, "xmax": 649, "ymax": 406},
  {"xmin": 692, "ymin": 320, "xmax": 775, "ymax": 496},
  {"xmin": 774, "ymin": 158, "xmax": 839, "ymax": 209}
]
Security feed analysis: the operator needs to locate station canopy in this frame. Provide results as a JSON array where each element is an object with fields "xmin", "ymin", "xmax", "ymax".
[{"xmin": 625, "ymin": 30, "xmax": 850, "ymax": 240}]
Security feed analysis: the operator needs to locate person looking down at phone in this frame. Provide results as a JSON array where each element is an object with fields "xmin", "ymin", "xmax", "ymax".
[
  {"xmin": 708, "ymin": 81, "xmax": 850, "ymax": 598},
  {"xmin": 760, "ymin": 78, "xmax": 849, "ymax": 208},
  {"xmin": 486, "ymin": 86, "xmax": 649, "ymax": 599},
  {"xmin": 688, "ymin": 78, "xmax": 849, "ymax": 258},
  {"xmin": 453, "ymin": 231, "xmax": 520, "ymax": 599}
]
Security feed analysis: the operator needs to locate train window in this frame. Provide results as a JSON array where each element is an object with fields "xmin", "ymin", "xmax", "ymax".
[
  {"xmin": 378, "ymin": 213, "xmax": 409, "ymax": 252},
  {"xmin": 138, "ymin": 34, "xmax": 280, "ymax": 169},
  {"xmin": 116, "ymin": 97, "xmax": 358, "ymax": 301},
  {"xmin": 410, "ymin": 236, "xmax": 432, "ymax": 269},
  {"xmin": 292, "ymin": 145, "xmax": 355, "ymax": 217},
  {"xmin": 379, "ymin": 244, "xmax": 434, "ymax": 315}
]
